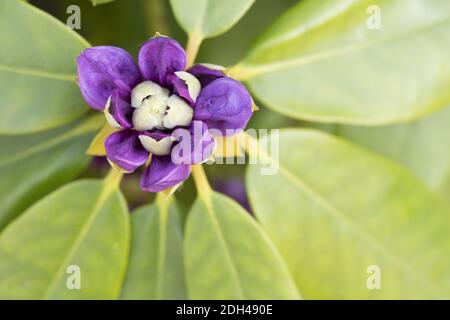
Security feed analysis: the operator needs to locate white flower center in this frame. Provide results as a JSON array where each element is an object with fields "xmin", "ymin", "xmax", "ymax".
[
  {"xmin": 163, "ymin": 95, "xmax": 193, "ymax": 129},
  {"xmin": 131, "ymin": 81, "xmax": 166, "ymax": 108},
  {"xmin": 130, "ymin": 80, "xmax": 194, "ymax": 131}
]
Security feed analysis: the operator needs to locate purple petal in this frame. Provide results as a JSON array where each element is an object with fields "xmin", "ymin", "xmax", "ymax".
[
  {"xmin": 167, "ymin": 74, "xmax": 194, "ymax": 105},
  {"xmin": 108, "ymin": 90, "xmax": 133, "ymax": 128},
  {"xmin": 138, "ymin": 37, "xmax": 186, "ymax": 87},
  {"xmin": 77, "ymin": 46, "xmax": 141, "ymax": 110},
  {"xmin": 188, "ymin": 65, "xmax": 225, "ymax": 87},
  {"xmin": 140, "ymin": 156, "xmax": 191, "ymax": 192},
  {"xmin": 172, "ymin": 121, "xmax": 215, "ymax": 164},
  {"xmin": 105, "ymin": 130, "xmax": 149, "ymax": 172},
  {"xmin": 194, "ymin": 78, "xmax": 253, "ymax": 135}
]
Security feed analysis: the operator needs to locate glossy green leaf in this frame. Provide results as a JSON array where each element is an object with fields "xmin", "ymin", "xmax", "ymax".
[
  {"xmin": 184, "ymin": 191, "xmax": 300, "ymax": 299},
  {"xmin": 337, "ymin": 106, "xmax": 450, "ymax": 195},
  {"xmin": 247, "ymin": 129, "xmax": 450, "ymax": 299},
  {"xmin": 233, "ymin": 0, "xmax": 450, "ymax": 125},
  {"xmin": 169, "ymin": 0, "xmax": 255, "ymax": 39},
  {"xmin": 121, "ymin": 197, "xmax": 186, "ymax": 300},
  {"xmin": 0, "ymin": 177, "xmax": 130, "ymax": 299},
  {"xmin": 0, "ymin": 115, "xmax": 103, "ymax": 230},
  {"xmin": 0, "ymin": 0, "xmax": 90, "ymax": 134}
]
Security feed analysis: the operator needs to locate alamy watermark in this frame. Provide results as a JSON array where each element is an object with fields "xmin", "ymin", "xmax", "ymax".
[
  {"xmin": 367, "ymin": 5, "xmax": 382, "ymax": 30},
  {"xmin": 169, "ymin": 122, "xmax": 280, "ymax": 176},
  {"xmin": 66, "ymin": 265, "xmax": 81, "ymax": 290},
  {"xmin": 66, "ymin": 5, "xmax": 81, "ymax": 30},
  {"xmin": 366, "ymin": 265, "xmax": 381, "ymax": 290}
]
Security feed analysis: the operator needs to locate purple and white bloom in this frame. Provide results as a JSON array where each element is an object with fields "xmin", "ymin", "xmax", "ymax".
[{"xmin": 77, "ymin": 35, "xmax": 253, "ymax": 192}]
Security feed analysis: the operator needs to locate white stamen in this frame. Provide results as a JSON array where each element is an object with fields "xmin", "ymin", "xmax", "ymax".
[
  {"xmin": 138, "ymin": 135, "xmax": 176, "ymax": 156},
  {"xmin": 132, "ymin": 94, "xmax": 169, "ymax": 131},
  {"xmin": 104, "ymin": 96, "xmax": 123, "ymax": 129},
  {"xmin": 163, "ymin": 95, "xmax": 193, "ymax": 129},
  {"xmin": 131, "ymin": 81, "xmax": 165, "ymax": 108},
  {"xmin": 174, "ymin": 71, "xmax": 201, "ymax": 102}
]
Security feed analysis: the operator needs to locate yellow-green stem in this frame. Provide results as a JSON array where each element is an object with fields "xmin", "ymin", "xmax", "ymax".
[
  {"xmin": 185, "ymin": 34, "xmax": 203, "ymax": 68},
  {"xmin": 103, "ymin": 168, "xmax": 124, "ymax": 191},
  {"xmin": 156, "ymin": 191, "xmax": 172, "ymax": 209},
  {"xmin": 192, "ymin": 164, "xmax": 212, "ymax": 200}
]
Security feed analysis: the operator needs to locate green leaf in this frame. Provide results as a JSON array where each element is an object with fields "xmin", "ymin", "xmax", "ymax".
[
  {"xmin": 232, "ymin": 0, "xmax": 450, "ymax": 125},
  {"xmin": 91, "ymin": 0, "xmax": 115, "ymax": 6},
  {"xmin": 337, "ymin": 106, "xmax": 450, "ymax": 195},
  {"xmin": 121, "ymin": 197, "xmax": 187, "ymax": 300},
  {"xmin": 184, "ymin": 191, "xmax": 300, "ymax": 299},
  {"xmin": 247, "ymin": 129, "xmax": 450, "ymax": 299},
  {"xmin": 0, "ymin": 177, "xmax": 130, "ymax": 299},
  {"xmin": 0, "ymin": 115, "xmax": 103, "ymax": 230},
  {"xmin": 0, "ymin": 0, "xmax": 90, "ymax": 134},
  {"xmin": 169, "ymin": 0, "xmax": 255, "ymax": 39}
]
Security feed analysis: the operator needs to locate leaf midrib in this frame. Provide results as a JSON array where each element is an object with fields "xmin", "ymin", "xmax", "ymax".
[
  {"xmin": 239, "ymin": 17, "xmax": 450, "ymax": 79},
  {"xmin": 201, "ymin": 197, "xmax": 245, "ymax": 299},
  {"xmin": 0, "ymin": 64, "xmax": 76, "ymax": 81},
  {"xmin": 41, "ymin": 182, "xmax": 115, "ymax": 299},
  {"xmin": 155, "ymin": 202, "xmax": 168, "ymax": 299},
  {"xmin": 254, "ymin": 0, "xmax": 362, "ymax": 53},
  {"xmin": 0, "ymin": 115, "xmax": 101, "ymax": 168}
]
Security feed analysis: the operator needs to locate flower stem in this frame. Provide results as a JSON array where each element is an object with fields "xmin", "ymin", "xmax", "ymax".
[
  {"xmin": 103, "ymin": 168, "xmax": 123, "ymax": 191},
  {"xmin": 156, "ymin": 191, "xmax": 171, "ymax": 210},
  {"xmin": 192, "ymin": 164, "xmax": 212, "ymax": 200},
  {"xmin": 186, "ymin": 34, "xmax": 203, "ymax": 68}
]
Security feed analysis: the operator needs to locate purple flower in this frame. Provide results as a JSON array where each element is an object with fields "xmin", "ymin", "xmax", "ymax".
[{"xmin": 77, "ymin": 36, "xmax": 253, "ymax": 192}]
